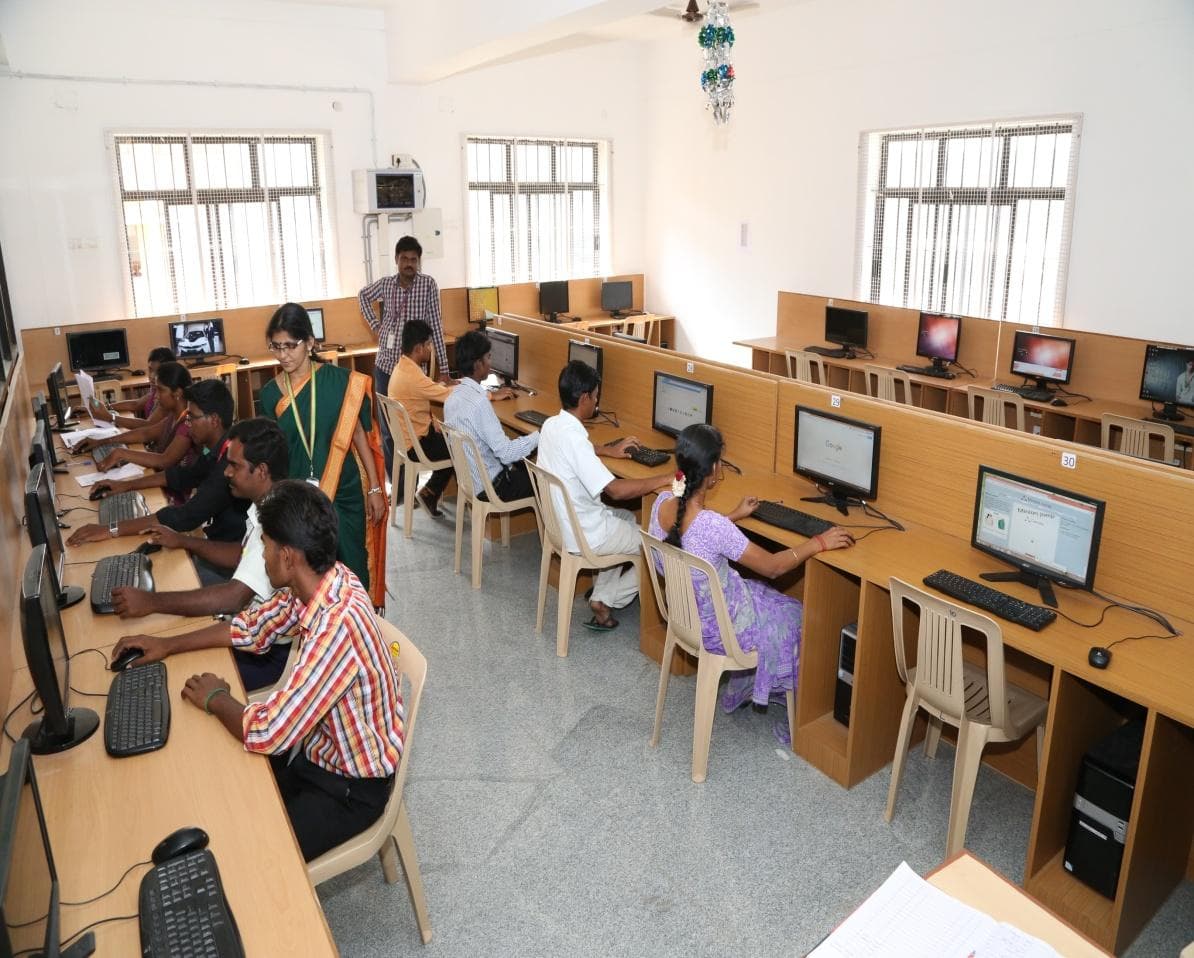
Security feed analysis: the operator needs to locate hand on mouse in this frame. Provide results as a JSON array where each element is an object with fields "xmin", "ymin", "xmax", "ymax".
[
  {"xmin": 112, "ymin": 634, "xmax": 166, "ymax": 666},
  {"xmin": 112, "ymin": 585, "xmax": 155, "ymax": 618},
  {"xmin": 815, "ymin": 527, "xmax": 855, "ymax": 552},
  {"xmin": 145, "ymin": 524, "xmax": 186, "ymax": 551},
  {"xmin": 603, "ymin": 436, "xmax": 641, "ymax": 459}
]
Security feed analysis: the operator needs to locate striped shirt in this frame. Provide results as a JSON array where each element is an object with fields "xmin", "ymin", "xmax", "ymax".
[
  {"xmin": 234, "ymin": 562, "xmax": 404, "ymax": 779},
  {"xmin": 357, "ymin": 272, "xmax": 446, "ymax": 376},
  {"xmin": 443, "ymin": 377, "xmax": 539, "ymax": 490}
]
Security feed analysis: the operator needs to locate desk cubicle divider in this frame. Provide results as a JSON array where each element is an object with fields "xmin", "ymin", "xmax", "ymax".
[{"xmin": 0, "ymin": 354, "xmax": 34, "ymax": 720}]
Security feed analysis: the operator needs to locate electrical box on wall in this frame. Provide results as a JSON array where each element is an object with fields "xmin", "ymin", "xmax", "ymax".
[{"xmin": 411, "ymin": 208, "xmax": 444, "ymax": 259}]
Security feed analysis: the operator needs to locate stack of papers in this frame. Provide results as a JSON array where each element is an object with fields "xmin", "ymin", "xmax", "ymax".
[
  {"xmin": 75, "ymin": 464, "xmax": 145, "ymax": 487},
  {"xmin": 60, "ymin": 425, "xmax": 122, "ymax": 450}
]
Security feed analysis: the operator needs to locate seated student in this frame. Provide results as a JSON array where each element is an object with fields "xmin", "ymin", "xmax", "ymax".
[
  {"xmin": 647, "ymin": 423, "xmax": 853, "ymax": 743},
  {"xmin": 109, "ymin": 418, "xmax": 292, "ymax": 690},
  {"xmin": 67, "ymin": 380, "xmax": 248, "ymax": 583},
  {"xmin": 443, "ymin": 329, "xmax": 536, "ymax": 502},
  {"xmin": 88, "ymin": 345, "xmax": 175, "ymax": 430},
  {"xmin": 387, "ymin": 319, "xmax": 456, "ymax": 517},
  {"xmin": 536, "ymin": 360, "xmax": 673, "ymax": 631},
  {"xmin": 94, "ymin": 361, "xmax": 199, "ymax": 481},
  {"xmin": 176, "ymin": 481, "xmax": 404, "ymax": 862}
]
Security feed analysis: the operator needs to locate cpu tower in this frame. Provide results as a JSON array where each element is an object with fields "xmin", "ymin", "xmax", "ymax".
[
  {"xmin": 1063, "ymin": 719, "xmax": 1145, "ymax": 899},
  {"xmin": 832, "ymin": 622, "xmax": 858, "ymax": 726}
]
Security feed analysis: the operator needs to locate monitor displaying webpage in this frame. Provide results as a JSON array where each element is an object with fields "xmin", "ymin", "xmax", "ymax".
[
  {"xmin": 654, "ymin": 374, "xmax": 710, "ymax": 436},
  {"xmin": 795, "ymin": 410, "xmax": 877, "ymax": 492},
  {"xmin": 974, "ymin": 471, "xmax": 1100, "ymax": 583},
  {"xmin": 487, "ymin": 332, "xmax": 517, "ymax": 378}
]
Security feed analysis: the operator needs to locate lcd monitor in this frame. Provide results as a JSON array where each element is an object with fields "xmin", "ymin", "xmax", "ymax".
[
  {"xmin": 825, "ymin": 307, "xmax": 868, "ymax": 356},
  {"xmin": 1138, "ymin": 344, "xmax": 1194, "ymax": 422},
  {"xmin": 169, "ymin": 318, "xmax": 226, "ymax": 361},
  {"xmin": 792, "ymin": 406, "xmax": 881, "ymax": 515},
  {"xmin": 45, "ymin": 363, "xmax": 75, "ymax": 430},
  {"xmin": 467, "ymin": 287, "xmax": 500, "ymax": 324},
  {"xmin": 1009, "ymin": 330, "xmax": 1075, "ymax": 387},
  {"xmin": 568, "ymin": 341, "xmax": 603, "ymax": 381},
  {"xmin": 305, "ymin": 306, "xmax": 325, "ymax": 341},
  {"xmin": 486, "ymin": 328, "xmax": 519, "ymax": 382},
  {"xmin": 916, "ymin": 312, "xmax": 962, "ymax": 369},
  {"xmin": 971, "ymin": 465, "xmax": 1105, "ymax": 608},
  {"xmin": 601, "ymin": 280, "xmax": 633, "ymax": 317},
  {"xmin": 30, "ymin": 395, "xmax": 65, "ymax": 473},
  {"xmin": 652, "ymin": 372, "xmax": 713, "ymax": 438},
  {"xmin": 65, "ymin": 328, "xmax": 129, "ymax": 375},
  {"xmin": 539, "ymin": 281, "xmax": 570, "ymax": 321},
  {"xmin": 25, "ymin": 463, "xmax": 82, "ymax": 609}
]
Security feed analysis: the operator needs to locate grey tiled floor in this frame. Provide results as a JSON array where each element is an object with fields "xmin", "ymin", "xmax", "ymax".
[{"xmin": 317, "ymin": 505, "xmax": 1194, "ymax": 956}]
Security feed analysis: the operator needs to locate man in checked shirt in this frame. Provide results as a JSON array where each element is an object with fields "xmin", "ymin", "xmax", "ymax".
[
  {"xmin": 358, "ymin": 234, "xmax": 449, "ymax": 478},
  {"xmin": 181, "ymin": 480, "xmax": 405, "ymax": 861}
]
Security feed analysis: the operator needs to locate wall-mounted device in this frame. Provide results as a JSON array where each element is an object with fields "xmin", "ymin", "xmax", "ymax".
[{"xmin": 353, "ymin": 167, "xmax": 426, "ymax": 214}]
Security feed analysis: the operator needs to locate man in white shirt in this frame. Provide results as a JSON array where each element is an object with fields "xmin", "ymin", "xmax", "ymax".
[
  {"xmin": 537, "ymin": 361, "xmax": 672, "ymax": 630},
  {"xmin": 1176, "ymin": 359, "xmax": 1194, "ymax": 406}
]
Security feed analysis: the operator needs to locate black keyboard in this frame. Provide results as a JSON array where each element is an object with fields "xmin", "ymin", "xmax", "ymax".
[
  {"xmin": 628, "ymin": 446, "xmax": 671, "ymax": 467},
  {"xmin": 139, "ymin": 850, "xmax": 245, "ymax": 958},
  {"xmin": 897, "ymin": 363, "xmax": 955, "ymax": 380},
  {"xmin": 99, "ymin": 491, "xmax": 150, "ymax": 525},
  {"xmin": 1147, "ymin": 416, "xmax": 1194, "ymax": 437},
  {"xmin": 992, "ymin": 383, "xmax": 1054, "ymax": 403},
  {"xmin": 922, "ymin": 569, "xmax": 1057, "ymax": 631},
  {"xmin": 105, "ymin": 661, "xmax": 170, "ymax": 757},
  {"xmin": 805, "ymin": 345, "xmax": 849, "ymax": 358},
  {"xmin": 514, "ymin": 409, "xmax": 548, "ymax": 427},
  {"xmin": 91, "ymin": 552, "xmax": 154, "ymax": 614},
  {"xmin": 751, "ymin": 500, "xmax": 835, "ymax": 538},
  {"xmin": 91, "ymin": 442, "xmax": 127, "ymax": 463}
]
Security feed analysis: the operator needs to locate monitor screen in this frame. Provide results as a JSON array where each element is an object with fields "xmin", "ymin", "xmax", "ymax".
[
  {"xmin": 601, "ymin": 280, "xmax": 633, "ymax": 314},
  {"xmin": 539, "ymin": 281, "xmax": 570, "ymax": 317},
  {"xmin": 1010, "ymin": 330, "xmax": 1075, "ymax": 384},
  {"xmin": 30, "ymin": 395, "xmax": 61, "ymax": 469},
  {"xmin": 971, "ymin": 466, "xmax": 1105, "ymax": 591},
  {"xmin": 1139, "ymin": 344, "xmax": 1194, "ymax": 413},
  {"xmin": 0, "ymin": 740, "xmax": 60, "ymax": 958},
  {"xmin": 45, "ymin": 363, "xmax": 73, "ymax": 428},
  {"xmin": 568, "ymin": 341, "xmax": 603, "ymax": 380},
  {"xmin": 652, "ymin": 372, "xmax": 713, "ymax": 438},
  {"xmin": 468, "ymin": 287, "xmax": 499, "ymax": 323},
  {"xmin": 65, "ymin": 328, "xmax": 129, "ymax": 373},
  {"xmin": 793, "ymin": 406, "xmax": 881, "ymax": 503},
  {"xmin": 916, "ymin": 312, "xmax": 961, "ymax": 363},
  {"xmin": 169, "ymin": 319, "xmax": 226, "ymax": 358},
  {"xmin": 825, "ymin": 306, "xmax": 868, "ymax": 348},
  {"xmin": 25, "ymin": 463, "xmax": 65, "ymax": 590},
  {"xmin": 487, "ymin": 328, "xmax": 519, "ymax": 381},
  {"xmin": 305, "ymin": 306, "xmax": 325, "ymax": 341}
]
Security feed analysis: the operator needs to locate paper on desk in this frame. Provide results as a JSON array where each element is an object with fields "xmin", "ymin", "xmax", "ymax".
[
  {"xmin": 60, "ymin": 424, "xmax": 122, "ymax": 449},
  {"xmin": 74, "ymin": 368, "xmax": 98, "ymax": 420},
  {"xmin": 75, "ymin": 464, "xmax": 144, "ymax": 487},
  {"xmin": 809, "ymin": 862, "xmax": 1057, "ymax": 958}
]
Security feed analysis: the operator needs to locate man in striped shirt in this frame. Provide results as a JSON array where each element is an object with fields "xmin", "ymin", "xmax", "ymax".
[{"xmin": 181, "ymin": 480, "xmax": 405, "ymax": 862}]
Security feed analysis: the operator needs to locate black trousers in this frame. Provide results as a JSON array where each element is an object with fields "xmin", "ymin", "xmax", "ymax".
[
  {"xmin": 397, "ymin": 426, "xmax": 454, "ymax": 500},
  {"xmin": 485, "ymin": 459, "xmax": 534, "ymax": 503},
  {"xmin": 269, "ymin": 753, "xmax": 394, "ymax": 862},
  {"xmin": 233, "ymin": 641, "xmax": 292, "ymax": 692}
]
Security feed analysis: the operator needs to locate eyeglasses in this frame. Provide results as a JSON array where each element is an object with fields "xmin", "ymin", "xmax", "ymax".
[
  {"xmin": 268, "ymin": 340, "xmax": 306, "ymax": 354},
  {"xmin": 184, "ymin": 410, "xmax": 211, "ymax": 423}
]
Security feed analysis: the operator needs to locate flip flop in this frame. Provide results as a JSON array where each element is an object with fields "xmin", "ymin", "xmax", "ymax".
[{"xmin": 582, "ymin": 615, "xmax": 618, "ymax": 632}]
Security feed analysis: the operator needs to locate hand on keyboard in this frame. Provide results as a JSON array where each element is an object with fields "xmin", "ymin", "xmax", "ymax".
[
  {"xmin": 111, "ymin": 585, "xmax": 155, "ymax": 618},
  {"xmin": 144, "ymin": 524, "xmax": 187, "ymax": 550},
  {"xmin": 602, "ymin": 436, "xmax": 644, "ymax": 459},
  {"xmin": 97, "ymin": 450, "xmax": 129, "ymax": 472},
  {"xmin": 728, "ymin": 496, "xmax": 761, "ymax": 521}
]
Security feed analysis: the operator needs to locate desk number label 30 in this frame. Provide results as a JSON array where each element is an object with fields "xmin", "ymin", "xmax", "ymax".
[{"xmin": 1061, "ymin": 451, "xmax": 1077, "ymax": 469}]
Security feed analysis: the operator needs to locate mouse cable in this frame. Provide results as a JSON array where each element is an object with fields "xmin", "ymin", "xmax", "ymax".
[
  {"xmin": 58, "ymin": 506, "xmax": 98, "ymax": 517},
  {"xmin": 949, "ymin": 360, "xmax": 978, "ymax": 378},
  {"xmin": 1057, "ymin": 385, "xmax": 1092, "ymax": 402},
  {"xmin": 7, "ymin": 860, "xmax": 153, "ymax": 929},
  {"xmin": 64, "ymin": 559, "xmax": 101, "ymax": 567},
  {"xmin": 66, "ymin": 648, "xmax": 112, "ymax": 698},
  {"xmin": 1, "ymin": 689, "xmax": 37, "ymax": 744},
  {"xmin": 1100, "ymin": 632, "xmax": 1177, "ymax": 652},
  {"xmin": 1088, "ymin": 588, "xmax": 1180, "ymax": 636},
  {"xmin": 860, "ymin": 501, "xmax": 905, "ymax": 532}
]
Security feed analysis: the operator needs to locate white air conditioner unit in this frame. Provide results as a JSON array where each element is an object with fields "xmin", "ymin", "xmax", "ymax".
[{"xmin": 352, "ymin": 168, "xmax": 426, "ymax": 215}]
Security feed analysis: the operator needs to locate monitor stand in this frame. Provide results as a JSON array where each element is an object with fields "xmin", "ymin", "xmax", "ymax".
[
  {"xmin": 22, "ymin": 707, "xmax": 100, "ymax": 755},
  {"xmin": 1153, "ymin": 401, "xmax": 1185, "ymax": 422},
  {"xmin": 980, "ymin": 569, "xmax": 1058, "ymax": 608},
  {"xmin": 801, "ymin": 487, "xmax": 853, "ymax": 518},
  {"xmin": 58, "ymin": 585, "xmax": 86, "ymax": 610}
]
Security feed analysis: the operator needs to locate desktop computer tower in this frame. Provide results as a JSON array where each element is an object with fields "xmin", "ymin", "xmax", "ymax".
[
  {"xmin": 1063, "ymin": 719, "xmax": 1145, "ymax": 899},
  {"xmin": 832, "ymin": 622, "xmax": 858, "ymax": 727}
]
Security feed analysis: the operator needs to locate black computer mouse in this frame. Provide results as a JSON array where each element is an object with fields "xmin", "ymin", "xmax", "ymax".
[
  {"xmin": 152, "ymin": 826, "xmax": 210, "ymax": 866},
  {"xmin": 110, "ymin": 647, "xmax": 144, "ymax": 672},
  {"xmin": 336, "ymin": 344, "xmax": 347, "ymax": 353},
  {"xmin": 238, "ymin": 357, "xmax": 251, "ymax": 365},
  {"xmin": 1051, "ymin": 398, "xmax": 1069, "ymax": 407},
  {"xmin": 1088, "ymin": 646, "xmax": 1111, "ymax": 669},
  {"xmin": 88, "ymin": 484, "xmax": 112, "ymax": 501},
  {"xmin": 131, "ymin": 368, "xmax": 145, "ymax": 376},
  {"xmin": 136, "ymin": 541, "xmax": 162, "ymax": 556}
]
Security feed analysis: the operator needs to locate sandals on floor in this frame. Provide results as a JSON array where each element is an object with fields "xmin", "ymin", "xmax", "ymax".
[{"xmin": 582, "ymin": 615, "xmax": 619, "ymax": 632}]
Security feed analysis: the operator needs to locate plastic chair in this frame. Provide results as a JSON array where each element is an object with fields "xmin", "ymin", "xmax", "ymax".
[
  {"xmin": 440, "ymin": 422, "xmax": 537, "ymax": 589},
  {"xmin": 306, "ymin": 620, "xmax": 431, "ymax": 945},
  {"xmin": 783, "ymin": 349, "xmax": 826, "ymax": 385},
  {"xmin": 966, "ymin": 386, "xmax": 1027, "ymax": 432},
  {"xmin": 1100, "ymin": 413, "xmax": 1175, "ymax": 465},
  {"xmin": 525, "ymin": 460, "xmax": 642, "ymax": 657},
  {"xmin": 864, "ymin": 365, "xmax": 913, "ymax": 404},
  {"xmin": 885, "ymin": 577, "xmax": 1048, "ymax": 857},
  {"xmin": 244, "ymin": 642, "xmax": 300, "ymax": 706},
  {"xmin": 640, "ymin": 529, "xmax": 794, "ymax": 783},
  {"xmin": 376, "ymin": 395, "xmax": 453, "ymax": 538}
]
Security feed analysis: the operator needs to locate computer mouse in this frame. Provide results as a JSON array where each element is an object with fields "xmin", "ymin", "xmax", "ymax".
[
  {"xmin": 1088, "ymin": 646, "xmax": 1111, "ymax": 669},
  {"xmin": 136, "ymin": 541, "xmax": 162, "ymax": 556},
  {"xmin": 151, "ymin": 826, "xmax": 210, "ymax": 866},
  {"xmin": 238, "ymin": 357, "xmax": 250, "ymax": 366},
  {"xmin": 88, "ymin": 484, "xmax": 112, "ymax": 501},
  {"xmin": 1050, "ymin": 398, "xmax": 1069, "ymax": 407},
  {"xmin": 131, "ymin": 368, "xmax": 145, "ymax": 376},
  {"xmin": 110, "ymin": 647, "xmax": 144, "ymax": 672},
  {"xmin": 336, "ymin": 344, "xmax": 347, "ymax": 353}
]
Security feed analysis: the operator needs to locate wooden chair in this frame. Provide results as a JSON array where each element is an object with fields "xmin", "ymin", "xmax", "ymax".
[
  {"xmin": 307, "ymin": 620, "xmax": 432, "ymax": 945},
  {"xmin": 640, "ymin": 530, "xmax": 795, "ymax": 783},
  {"xmin": 885, "ymin": 577, "xmax": 1048, "ymax": 857},
  {"xmin": 525, "ymin": 460, "xmax": 642, "ymax": 657},
  {"xmin": 966, "ymin": 385, "xmax": 1027, "ymax": 432},
  {"xmin": 783, "ymin": 349, "xmax": 826, "ymax": 385},
  {"xmin": 440, "ymin": 422, "xmax": 537, "ymax": 589},
  {"xmin": 864, "ymin": 365, "xmax": 913, "ymax": 404},
  {"xmin": 376, "ymin": 395, "xmax": 453, "ymax": 538},
  {"xmin": 1100, "ymin": 413, "xmax": 1175, "ymax": 465}
]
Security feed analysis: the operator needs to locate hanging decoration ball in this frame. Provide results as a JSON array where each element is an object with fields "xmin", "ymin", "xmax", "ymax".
[{"xmin": 696, "ymin": 1, "xmax": 737, "ymax": 125}]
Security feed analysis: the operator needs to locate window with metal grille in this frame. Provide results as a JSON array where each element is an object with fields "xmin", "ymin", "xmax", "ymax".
[
  {"xmin": 111, "ymin": 133, "xmax": 332, "ymax": 318},
  {"xmin": 856, "ymin": 117, "xmax": 1081, "ymax": 326},
  {"xmin": 465, "ymin": 136, "xmax": 610, "ymax": 287}
]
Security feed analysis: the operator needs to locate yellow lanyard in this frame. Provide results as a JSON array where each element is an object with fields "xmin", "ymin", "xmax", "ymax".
[{"xmin": 285, "ymin": 366, "xmax": 318, "ymax": 479}]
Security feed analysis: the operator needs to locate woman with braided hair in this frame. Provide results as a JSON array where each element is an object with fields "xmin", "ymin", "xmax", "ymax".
[{"xmin": 648, "ymin": 423, "xmax": 854, "ymax": 744}]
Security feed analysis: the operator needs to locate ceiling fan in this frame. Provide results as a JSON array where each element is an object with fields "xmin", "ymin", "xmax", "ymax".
[{"xmin": 648, "ymin": 0, "xmax": 760, "ymax": 23}]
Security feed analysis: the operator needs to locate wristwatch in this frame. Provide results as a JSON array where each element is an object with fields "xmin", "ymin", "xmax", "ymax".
[{"xmin": 109, "ymin": 521, "xmax": 120, "ymax": 538}]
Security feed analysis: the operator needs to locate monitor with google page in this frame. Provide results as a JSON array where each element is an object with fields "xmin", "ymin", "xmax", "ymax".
[
  {"xmin": 792, "ymin": 406, "xmax": 881, "ymax": 515},
  {"xmin": 652, "ymin": 372, "xmax": 712, "ymax": 438}
]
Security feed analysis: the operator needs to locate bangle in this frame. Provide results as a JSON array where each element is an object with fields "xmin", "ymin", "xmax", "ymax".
[
  {"xmin": 813, "ymin": 534, "xmax": 826, "ymax": 552},
  {"xmin": 367, "ymin": 486, "xmax": 383, "ymax": 496},
  {"xmin": 203, "ymin": 687, "xmax": 229, "ymax": 714}
]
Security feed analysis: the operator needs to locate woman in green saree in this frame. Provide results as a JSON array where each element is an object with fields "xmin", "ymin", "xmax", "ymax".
[{"xmin": 259, "ymin": 303, "xmax": 389, "ymax": 607}]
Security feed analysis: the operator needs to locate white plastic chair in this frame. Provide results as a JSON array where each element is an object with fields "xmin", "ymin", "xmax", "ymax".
[
  {"xmin": 783, "ymin": 349, "xmax": 826, "ymax": 385},
  {"xmin": 1100, "ymin": 412, "xmax": 1175, "ymax": 465},
  {"xmin": 864, "ymin": 365, "xmax": 913, "ymax": 404},
  {"xmin": 967, "ymin": 386, "xmax": 1027, "ymax": 432},
  {"xmin": 376, "ymin": 395, "xmax": 453, "ymax": 538}
]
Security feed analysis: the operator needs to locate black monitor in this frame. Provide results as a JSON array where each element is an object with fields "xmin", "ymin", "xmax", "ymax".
[
  {"xmin": 825, "ymin": 306, "xmax": 868, "ymax": 356},
  {"xmin": 601, "ymin": 280, "xmax": 633, "ymax": 318},
  {"xmin": 44, "ymin": 363, "xmax": 75, "ymax": 430},
  {"xmin": 916, "ymin": 312, "xmax": 962, "ymax": 370},
  {"xmin": 305, "ymin": 306, "xmax": 325, "ymax": 341},
  {"xmin": 18, "ymin": 544, "xmax": 99, "ymax": 754},
  {"xmin": 1009, "ymin": 330, "xmax": 1075, "ymax": 389},
  {"xmin": 30, "ymin": 395, "xmax": 65, "ymax": 474},
  {"xmin": 25, "ymin": 463, "xmax": 84, "ymax": 610},
  {"xmin": 64, "ymin": 328, "xmax": 129, "ymax": 376},
  {"xmin": 487, "ymin": 328, "xmax": 519, "ymax": 382},
  {"xmin": 971, "ymin": 465, "xmax": 1105, "ymax": 608},
  {"xmin": 539, "ymin": 281, "xmax": 570, "ymax": 322},
  {"xmin": 652, "ymin": 372, "xmax": 713, "ymax": 438},
  {"xmin": 169, "ymin": 318, "xmax": 226, "ymax": 364},
  {"xmin": 568, "ymin": 340, "xmax": 603, "ymax": 381},
  {"xmin": 611, "ymin": 330, "xmax": 647, "ymax": 345},
  {"xmin": 1138, "ymin": 344, "xmax": 1194, "ymax": 422},
  {"xmin": 467, "ymin": 287, "xmax": 499, "ymax": 325},
  {"xmin": 793, "ymin": 406, "xmax": 882, "ymax": 516}
]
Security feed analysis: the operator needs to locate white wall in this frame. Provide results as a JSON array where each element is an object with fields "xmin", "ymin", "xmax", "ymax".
[
  {"xmin": 638, "ymin": 0, "xmax": 1194, "ymax": 359},
  {"xmin": 0, "ymin": 0, "xmax": 647, "ymax": 331}
]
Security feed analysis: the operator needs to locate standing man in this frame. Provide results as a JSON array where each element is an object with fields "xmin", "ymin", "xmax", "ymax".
[{"xmin": 359, "ymin": 235, "xmax": 448, "ymax": 476}]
